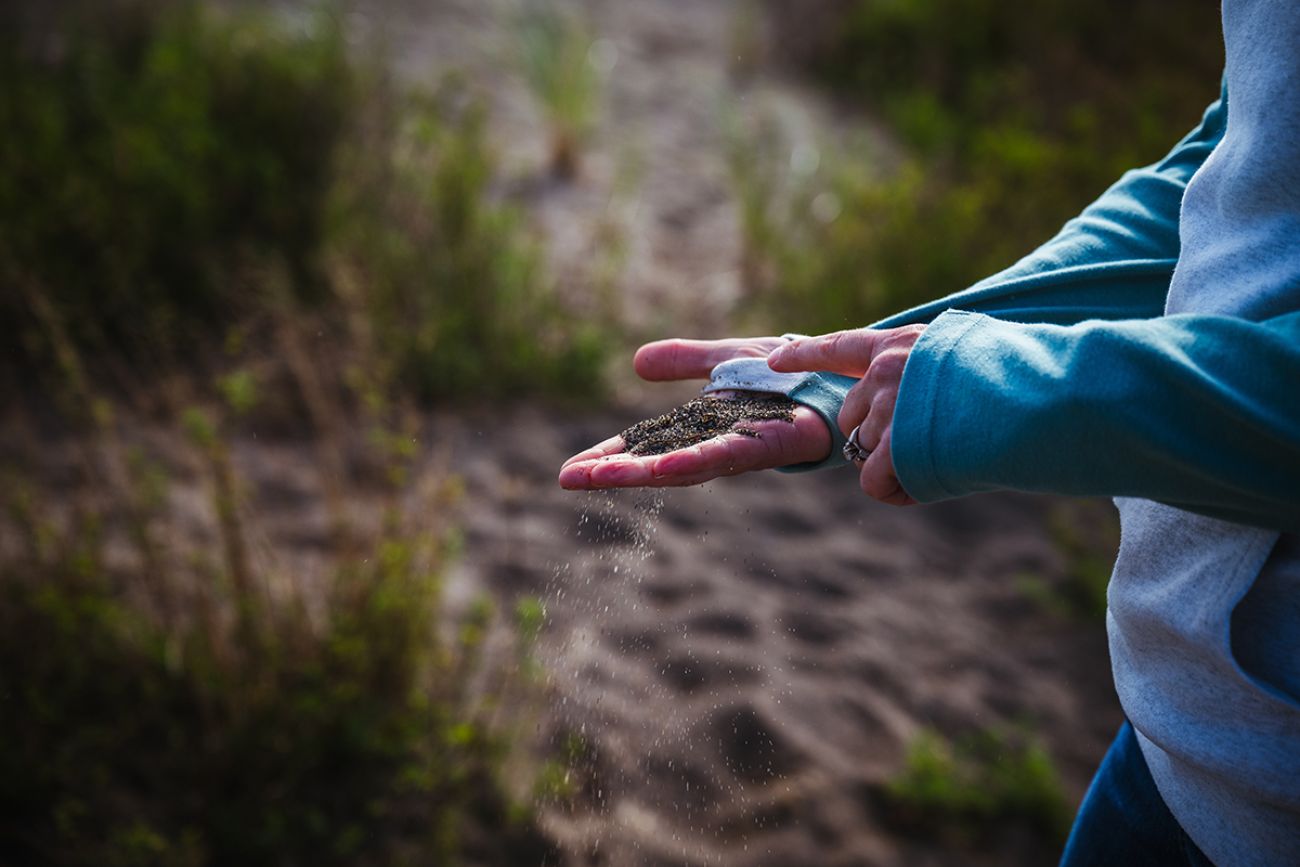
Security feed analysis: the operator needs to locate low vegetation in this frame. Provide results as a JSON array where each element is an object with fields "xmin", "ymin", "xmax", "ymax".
[
  {"xmin": 514, "ymin": 3, "xmax": 604, "ymax": 179},
  {"xmin": 1, "ymin": 0, "xmax": 612, "ymax": 407},
  {"xmin": 0, "ymin": 1, "xmax": 347, "ymax": 374},
  {"xmin": 332, "ymin": 75, "xmax": 610, "ymax": 401},
  {"xmin": 736, "ymin": 0, "xmax": 1222, "ymax": 333},
  {"xmin": 727, "ymin": 123, "xmax": 983, "ymax": 333},
  {"xmin": 0, "ymin": 2, "xmax": 592, "ymax": 862},
  {"xmin": 0, "ymin": 380, "xmax": 557, "ymax": 865},
  {"xmin": 884, "ymin": 726, "xmax": 1071, "ymax": 846},
  {"xmin": 1018, "ymin": 501, "xmax": 1121, "ymax": 621}
]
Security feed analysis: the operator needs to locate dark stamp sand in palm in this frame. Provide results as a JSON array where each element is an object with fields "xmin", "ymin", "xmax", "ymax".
[{"xmin": 619, "ymin": 395, "xmax": 796, "ymax": 456}]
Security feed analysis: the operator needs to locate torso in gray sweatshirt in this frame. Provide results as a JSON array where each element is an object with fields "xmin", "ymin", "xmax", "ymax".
[{"xmin": 1109, "ymin": 2, "xmax": 1300, "ymax": 864}]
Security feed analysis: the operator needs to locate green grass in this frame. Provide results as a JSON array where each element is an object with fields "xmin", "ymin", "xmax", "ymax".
[
  {"xmin": 0, "ymin": 3, "xmax": 599, "ymax": 839},
  {"xmin": 1013, "ymin": 501, "xmax": 1120, "ymax": 621},
  {"xmin": 2, "ymin": 0, "xmax": 612, "ymax": 406},
  {"xmin": 0, "ymin": 197, "xmax": 562, "ymax": 862},
  {"xmin": 811, "ymin": 0, "xmax": 1221, "ymax": 161},
  {"xmin": 727, "ymin": 125, "xmax": 998, "ymax": 332},
  {"xmin": 0, "ymin": 1, "xmax": 348, "ymax": 368},
  {"xmin": 514, "ymin": 4, "xmax": 602, "ymax": 178},
  {"xmin": 884, "ymin": 727, "xmax": 1071, "ymax": 845},
  {"xmin": 332, "ymin": 76, "xmax": 611, "ymax": 401}
]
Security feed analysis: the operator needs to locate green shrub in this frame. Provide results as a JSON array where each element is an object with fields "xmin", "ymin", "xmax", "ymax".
[
  {"xmin": 728, "ymin": 125, "xmax": 1000, "ymax": 332},
  {"xmin": 788, "ymin": 0, "xmax": 1220, "ymax": 169},
  {"xmin": 2, "ymin": 0, "xmax": 612, "ymax": 405},
  {"xmin": 514, "ymin": 4, "xmax": 602, "ymax": 178},
  {"xmin": 0, "ymin": 409, "xmax": 556, "ymax": 865},
  {"xmin": 738, "ymin": 0, "xmax": 1222, "ymax": 333},
  {"xmin": 332, "ymin": 78, "xmax": 611, "ymax": 401},
  {"xmin": 1019, "ymin": 501, "xmax": 1120, "ymax": 620},
  {"xmin": 0, "ymin": 0, "xmax": 349, "ymax": 368},
  {"xmin": 885, "ymin": 727, "xmax": 1070, "ymax": 844}
]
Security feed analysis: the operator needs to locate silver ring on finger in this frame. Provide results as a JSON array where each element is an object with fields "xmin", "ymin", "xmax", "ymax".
[{"xmin": 842, "ymin": 424, "xmax": 871, "ymax": 464}]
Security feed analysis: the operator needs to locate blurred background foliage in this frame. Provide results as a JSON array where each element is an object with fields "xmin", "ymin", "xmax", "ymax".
[
  {"xmin": 0, "ymin": 0, "xmax": 609, "ymax": 406},
  {"xmin": 1, "ymin": 447, "xmax": 554, "ymax": 865},
  {"xmin": 739, "ymin": 0, "xmax": 1222, "ymax": 333},
  {"xmin": 0, "ymin": 0, "xmax": 1205, "ymax": 862},
  {"xmin": 0, "ymin": 0, "xmax": 1223, "ymax": 400},
  {"xmin": 883, "ymin": 727, "xmax": 1071, "ymax": 847},
  {"xmin": 331, "ymin": 75, "xmax": 609, "ymax": 402},
  {"xmin": 0, "ymin": 1, "xmax": 588, "ymax": 863},
  {"xmin": 514, "ymin": 4, "xmax": 603, "ymax": 179},
  {"xmin": 0, "ymin": 1, "xmax": 348, "ymax": 374}
]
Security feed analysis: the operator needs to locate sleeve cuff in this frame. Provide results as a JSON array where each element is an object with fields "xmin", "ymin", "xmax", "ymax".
[{"xmin": 891, "ymin": 309, "xmax": 989, "ymax": 502}]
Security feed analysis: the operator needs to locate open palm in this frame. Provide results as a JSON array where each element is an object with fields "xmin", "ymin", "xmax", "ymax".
[{"xmin": 558, "ymin": 337, "xmax": 833, "ymax": 489}]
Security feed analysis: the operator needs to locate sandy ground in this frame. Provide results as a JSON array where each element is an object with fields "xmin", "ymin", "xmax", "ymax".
[
  {"xmin": 0, "ymin": 402, "xmax": 1121, "ymax": 866},
  {"xmin": 437, "ymin": 404, "xmax": 1121, "ymax": 867},
  {"xmin": 289, "ymin": 2, "xmax": 1122, "ymax": 863}
]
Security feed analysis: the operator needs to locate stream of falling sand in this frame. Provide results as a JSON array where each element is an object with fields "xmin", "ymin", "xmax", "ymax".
[{"xmin": 538, "ymin": 488, "xmax": 799, "ymax": 866}]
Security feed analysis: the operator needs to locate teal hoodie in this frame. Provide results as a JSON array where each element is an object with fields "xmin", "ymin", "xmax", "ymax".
[{"xmin": 882, "ymin": 80, "xmax": 1300, "ymax": 533}]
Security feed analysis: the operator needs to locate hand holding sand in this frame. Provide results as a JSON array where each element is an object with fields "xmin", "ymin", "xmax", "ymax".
[{"xmin": 558, "ymin": 337, "xmax": 833, "ymax": 489}]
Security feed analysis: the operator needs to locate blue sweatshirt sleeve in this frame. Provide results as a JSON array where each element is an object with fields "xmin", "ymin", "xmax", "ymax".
[
  {"xmin": 767, "ymin": 89, "xmax": 1227, "ymax": 472},
  {"xmin": 892, "ymin": 309, "xmax": 1300, "ymax": 533}
]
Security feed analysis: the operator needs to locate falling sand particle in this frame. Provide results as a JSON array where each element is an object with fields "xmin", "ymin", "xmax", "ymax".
[{"xmin": 619, "ymin": 395, "xmax": 796, "ymax": 457}]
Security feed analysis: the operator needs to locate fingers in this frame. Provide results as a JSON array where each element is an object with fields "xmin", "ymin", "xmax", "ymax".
[
  {"xmin": 560, "ymin": 434, "xmax": 627, "ymax": 470},
  {"xmin": 848, "ymin": 389, "xmax": 898, "ymax": 453},
  {"xmin": 634, "ymin": 337, "xmax": 785, "ymax": 382},
  {"xmin": 830, "ymin": 324, "xmax": 919, "ymax": 447},
  {"xmin": 858, "ymin": 427, "xmax": 915, "ymax": 506},
  {"xmin": 641, "ymin": 432, "xmax": 773, "ymax": 486},
  {"xmin": 558, "ymin": 408, "xmax": 830, "ymax": 490},
  {"xmin": 768, "ymin": 324, "xmax": 926, "ymax": 380},
  {"xmin": 767, "ymin": 329, "xmax": 880, "ymax": 377},
  {"xmin": 836, "ymin": 351, "xmax": 905, "ymax": 442},
  {"xmin": 837, "ymin": 378, "xmax": 873, "ymax": 437},
  {"xmin": 559, "ymin": 436, "xmax": 756, "ymax": 490}
]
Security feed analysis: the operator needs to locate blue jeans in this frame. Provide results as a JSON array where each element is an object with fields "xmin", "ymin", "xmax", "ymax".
[{"xmin": 1060, "ymin": 721, "xmax": 1214, "ymax": 867}]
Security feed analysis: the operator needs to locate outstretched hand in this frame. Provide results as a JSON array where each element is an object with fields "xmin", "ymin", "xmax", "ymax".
[
  {"xmin": 558, "ymin": 326, "xmax": 925, "ymax": 505},
  {"xmin": 558, "ymin": 337, "xmax": 832, "ymax": 489}
]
